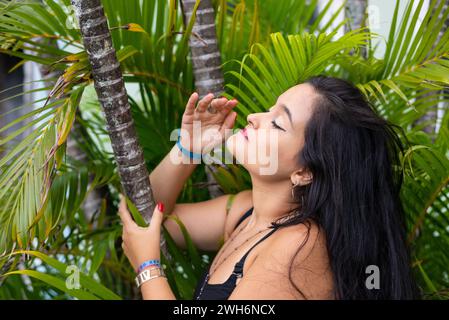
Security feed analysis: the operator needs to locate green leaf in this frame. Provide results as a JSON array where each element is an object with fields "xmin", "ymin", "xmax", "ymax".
[
  {"xmin": 125, "ymin": 196, "xmax": 148, "ymax": 227},
  {"xmin": 8, "ymin": 250, "xmax": 122, "ymax": 300},
  {"xmin": 3, "ymin": 270, "xmax": 99, "ymax": 300}
]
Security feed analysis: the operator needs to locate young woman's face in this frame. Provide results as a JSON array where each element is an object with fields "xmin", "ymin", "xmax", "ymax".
[{"xmin": 226, "ymin": 83, "xmax": 318, "ymax": 179}]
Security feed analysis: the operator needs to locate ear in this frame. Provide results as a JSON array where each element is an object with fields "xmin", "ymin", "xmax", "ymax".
[{"xmin": 290, "ymin": 167, "xmax": 313, "ymax": 186}]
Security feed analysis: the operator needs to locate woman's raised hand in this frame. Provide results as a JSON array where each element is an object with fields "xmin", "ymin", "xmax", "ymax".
[{"xmin": 179, "ymin": 92, "xmax": 238, "ymax": 154}]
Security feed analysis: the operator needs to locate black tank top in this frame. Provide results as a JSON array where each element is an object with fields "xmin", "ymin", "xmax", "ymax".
[{"xmin": 193, "ymin": 207, "xmax": 279, "ymax": 300}]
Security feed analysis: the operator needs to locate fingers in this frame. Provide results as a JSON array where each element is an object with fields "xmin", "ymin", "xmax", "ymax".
[
  {"xmin": 149, "ymin": 202, "xmax": 165, "ymax": 231},
  {"xmin": 184, "ymin": 92, "xmax": 199, "ymax": 116},
  {"xmin": 196, "ymin": 93, "xmax": 214, "ymax": 112},
  {"xmin": 219, "ymin": 99, "xmax": 238, "ymax": 115},
  {"xmin": 209, "ymin": 97, "xmax": 227, "ymax": 112},
  {"xmin": 118, "ymin": 193, "xmax": 137, "ymax": 228},
  {"xmin": 220, "ymin": 111, "xmax": 237, "ymax": 135},
  {"xmin": 207, "ymin": 97, "xmax": 238, "ymax": 115},
  {"xmin": 186, "ymin": 92, "xmax": 238, "ymax": 118}
]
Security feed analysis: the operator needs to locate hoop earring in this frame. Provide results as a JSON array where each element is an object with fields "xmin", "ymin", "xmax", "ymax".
[
  {"xmin": 291, "ymin": 182, "xmax": 300, "ymax": 200},
  {"xmin": 291, "ymin": 183, "xmax": 306, "ymax": 210}
]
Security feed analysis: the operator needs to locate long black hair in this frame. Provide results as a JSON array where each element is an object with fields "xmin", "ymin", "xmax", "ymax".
[{"xmin": 271, "ymin": 75, "xmax": 420, "ymax": 299}]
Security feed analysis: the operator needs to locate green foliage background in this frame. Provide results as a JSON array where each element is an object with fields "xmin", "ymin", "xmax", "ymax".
[{"xmin": 0, "ymin": 0, "xmax": 448, "ymax": 299}]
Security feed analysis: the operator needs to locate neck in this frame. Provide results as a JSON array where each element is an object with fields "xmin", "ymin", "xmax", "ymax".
[{"xmin": 245, "ymin": 175, "xmax": 297, "ymax": 231}]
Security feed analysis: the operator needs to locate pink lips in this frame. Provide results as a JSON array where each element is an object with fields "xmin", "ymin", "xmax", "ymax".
[{"xmin": 240, "ymin": 127, "xmax": 249, "ymax": 140}]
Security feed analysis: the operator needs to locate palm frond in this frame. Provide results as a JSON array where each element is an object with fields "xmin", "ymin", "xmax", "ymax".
[
  {"xmin": 356, "ymin": 0, "xmax": 449, "ymax": 104},
  {"xmin": 1, "ymin": 250, "xmax": 121, "ymax": 300},
  {"xmin": 223, "ymin": 29, "xmax": 371, "ymax": 126}
]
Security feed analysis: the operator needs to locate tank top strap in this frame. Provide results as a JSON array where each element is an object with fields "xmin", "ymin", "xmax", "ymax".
[
  {"xmin": 232, "ymin": 227, "xmax": 279, "ymax": 276},
  {"xmin": 233, "ymin": 207, "xmax": 254, "ymax": 231}
]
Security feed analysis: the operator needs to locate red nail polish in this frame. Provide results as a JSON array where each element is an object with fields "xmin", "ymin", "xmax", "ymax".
[{"xmin": 157, "ymin": 202, "xmax": 165, "ymax": 212}]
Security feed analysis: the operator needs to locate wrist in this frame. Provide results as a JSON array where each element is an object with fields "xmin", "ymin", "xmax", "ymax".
[
  {"xmin": 135, "ymin": 265, "xmax": 166, "ymax": 288},
  {"xmin": 178, "ymin": 128, "xmax": 209, "ymax": 153},
  {"xmin": 177, "ymin": 139, "xmax": 203, "ymax": 159},
  {"xmin": 169, "ymin": 141, "xmax": 200, "ymax": 166},
  {"xmin": 176, "ymin": 130, "xmax": 205, "ymax": 160}
]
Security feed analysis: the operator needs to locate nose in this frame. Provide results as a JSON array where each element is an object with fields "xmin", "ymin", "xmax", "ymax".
[{"xmin": 247, "ymin": 113, "xmax": 259, "ymax": 128}]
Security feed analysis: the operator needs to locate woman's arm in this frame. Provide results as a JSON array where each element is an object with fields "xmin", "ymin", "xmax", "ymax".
[
  {"xmin": 148, "ymin": 92, "xmax": 238, "ymax": 215},
  {"xmin": 149, "ymin": 145, "xmax": 198, "ymax": 215},
  {"xmin": 119, "ymin": 92, "xmax": 238, "ymax": 300},
  {"xmin": 140, "ymin": 276, "xmax": 176, "ymax": 300},
  {"xmin": 119, "ymin": 197, "xmax": 177, "ymax": 299}
]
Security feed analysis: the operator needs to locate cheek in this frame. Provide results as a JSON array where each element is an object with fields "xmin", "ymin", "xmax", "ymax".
[
  {"xmin": 277, "ymin": 137, "xmax": 303, "ymax": 171},
  {"xmin": 225, "ymin": 130, "xmax": 301, "ymax": 176},
  {"xmin": 225, "ymin": 130, "xmax": 269, "ymax": 170}
]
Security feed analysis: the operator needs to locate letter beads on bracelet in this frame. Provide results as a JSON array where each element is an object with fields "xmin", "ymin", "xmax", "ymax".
[
  {"xmin": 135, "ymin": 266, "xmax": 166, "ymax": 288},
  {"xmin": 137, "ymin": 259, "xmax": 161, "ymax": 273}
]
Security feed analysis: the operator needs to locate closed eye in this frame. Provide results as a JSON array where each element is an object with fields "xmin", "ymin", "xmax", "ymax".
[{"xmin": 271, "ymin": 120, "xmax": 285, "ymax": 131}]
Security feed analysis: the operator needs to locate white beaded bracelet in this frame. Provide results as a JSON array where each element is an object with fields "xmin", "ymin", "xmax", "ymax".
[{"xmin": 135, "ymin": 266, "xmax": 166, "ymax": 288}]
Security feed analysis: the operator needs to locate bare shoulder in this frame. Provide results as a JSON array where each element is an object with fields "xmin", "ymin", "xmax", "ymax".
[
  {"xmin": 268, "ymin": 220, "xmax": 333, "ymax": 299},
  {"xmin": 269, "ymin": 219, "xmax": 325, "ymax": 250},
  {"xmin": 228, "ymin": 220, "xmax": 334, "ymax": 300},
  {"xmin": 223, "ymin": 189, "xmax": 253, "ymax": 239}
]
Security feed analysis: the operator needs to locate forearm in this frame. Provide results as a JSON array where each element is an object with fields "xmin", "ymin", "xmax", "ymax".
[
  {"xmin": 149, "ymin": 144, "xmax": 198, "ymax": 214},
  {"xmin": 140, "ymin": 276, "xmax": 177, "ymax": 300}
]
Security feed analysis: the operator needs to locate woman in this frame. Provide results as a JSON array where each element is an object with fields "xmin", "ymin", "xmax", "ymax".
[{"xmin": 118, "ymin": 76, "xmax": 420, "ymax": 300}]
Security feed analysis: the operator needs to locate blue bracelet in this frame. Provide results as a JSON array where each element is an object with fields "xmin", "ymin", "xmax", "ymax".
[
  {"xmin": 138, "ymin": 259, "xmax": 161, "ymax": 273},
  {"xmin": 176, "ymin": 129, "xmax": 203, "ymax": 160}
]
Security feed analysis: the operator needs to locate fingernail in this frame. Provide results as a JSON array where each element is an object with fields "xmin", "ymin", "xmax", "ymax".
[{"xmin": 157, "ymin": 202, "xmax": 165, "ymax": 212}]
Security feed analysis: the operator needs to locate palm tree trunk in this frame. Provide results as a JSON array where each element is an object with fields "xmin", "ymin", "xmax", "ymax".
[
  {"xmin": 71, "ymin": 0, "xmax": 172, "ymax": 265},
  {"xmin": 180, "ymin": 0, "xmax": 226, "ymax": 199},
  {"xmin": 345, "ymin": 0, "xmax": 368, "ymax": 58},
  {"xmin": 71, "ymin": 0, "xmax": 155, "ymax": 219},
  {"xmin": 71, "ymin": 0, "xmax": 172, "ymax": 262},
  {"xmin": 180, "ymin": 0, "xmax": 224, "ymax": 97},
  {"xmin": 345, "ymin": 0, "xmax": 367, "ymax": 31}
]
